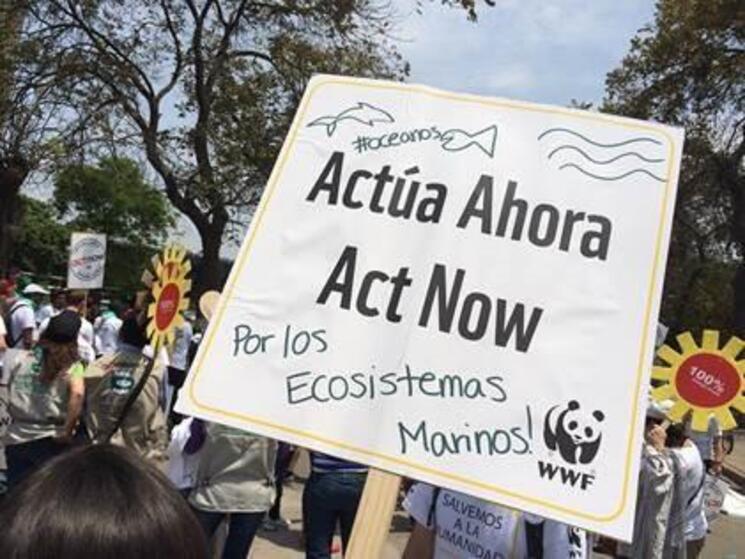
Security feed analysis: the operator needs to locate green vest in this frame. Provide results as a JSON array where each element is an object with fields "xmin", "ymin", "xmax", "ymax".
[
  {"xmin": 4, "ymin": 349, "xmax": 70, "ymax": 445},
  {"xmin": 85, "ymin": 347, "xmax": 167, "ymax": 460},
  {"xmin": 189, "ymin": 422, "xmax": 277, "ymax": 513}
]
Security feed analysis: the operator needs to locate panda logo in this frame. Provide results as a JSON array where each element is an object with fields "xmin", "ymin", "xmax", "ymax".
[{"xmin": 543, "ymin": 400, "xmax": 605, "ymax": 465}]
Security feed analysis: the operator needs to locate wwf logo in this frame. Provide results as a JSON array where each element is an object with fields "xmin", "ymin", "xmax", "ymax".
[{"xmin": 543, "ymin": 400, "xmax": 605, "ymax": 465}]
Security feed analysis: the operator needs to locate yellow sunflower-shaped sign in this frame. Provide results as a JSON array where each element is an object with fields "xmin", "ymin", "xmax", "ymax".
[
  {"xmin": 651, "ymin": 330, "xmax": 744, "ymax": 431},
  {"xmin": 146, "ymin": 244, "xmax": 191, "ymax": 348}
]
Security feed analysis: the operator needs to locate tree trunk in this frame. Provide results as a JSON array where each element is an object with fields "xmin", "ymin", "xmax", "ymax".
[
  {"xmin": 198, "ymin": 226, "xmax": 224, "ymax": 294},
  {"xmin": 0, "ymin": 159, "xmax": 28, "ymax": 276}
]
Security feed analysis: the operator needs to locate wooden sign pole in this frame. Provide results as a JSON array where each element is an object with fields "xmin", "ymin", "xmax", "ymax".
[{"xmin": 346, "ymin": 469, "xmax": 402, "ymax": 559}]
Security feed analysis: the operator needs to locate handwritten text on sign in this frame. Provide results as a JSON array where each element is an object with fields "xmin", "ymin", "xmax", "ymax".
[{"xmin": 177, "ymin": 76, "xmax": 684, "ymax": 541}]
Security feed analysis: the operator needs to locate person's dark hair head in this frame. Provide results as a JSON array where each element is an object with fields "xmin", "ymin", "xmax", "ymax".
[
  {"xmin": 119, "ymin": 316, "xmax": 149, "ymax": 349},
  {"xmin": 665, "ymin": 423, "xmax": 688, "ymax": 448},
  {"xmin": 42, "ymin": 310, "xmax": 81, "ymax": 344},
  {"xmin": 0, "ymin": 444, "xmax": 207, "ymax": 559},
  {"xmin": 51, "ymin": 288, "xmax": 66, "ymax": 308}
]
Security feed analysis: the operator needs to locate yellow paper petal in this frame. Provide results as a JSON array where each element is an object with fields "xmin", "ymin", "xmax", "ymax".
[
  {"xmin": 701, "ymin": 330, "xmax": 719, "ymax": 351},
  {"xmin": 713, "ymin": 407, "xmax": 737, "ymax": 431},
  {"xmin": 690, "ymin": 409, "xmax": 711, "ymax": 432},
  {"xmin": 721, "ymin": 336, "xmax": 744, "ymax": 360},
  {"xmin": 676, "ymin": 332, "xmax": 698, "ymax": 354},
  {"xmin": 657, "ymin": 344, "xmax": 682, "ymax": 366},
  {"xmin": 652, "ymin": 366, "xmax": 672, "ymax": 382}
]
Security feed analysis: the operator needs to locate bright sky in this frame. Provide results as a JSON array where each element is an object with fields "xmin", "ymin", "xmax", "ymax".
[{"xmin": 174, "ymin": 0, "xmax": 657, "ymax": 256}]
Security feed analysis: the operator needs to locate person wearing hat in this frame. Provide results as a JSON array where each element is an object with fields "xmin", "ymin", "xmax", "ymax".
[
  {"xmin": 617, "ymin": 401, "xmax": 675, "ymax": 559},
  {"xmin": 93, "ymin": 299, "xmax": 122, "ymax": 357},
  {"xmin": 3, "ymin": 311, "xmax": 86, "ymax": 488},
  {"xmin": 22, "ymin": 283, "xmax": 53, "ymax": 326}
]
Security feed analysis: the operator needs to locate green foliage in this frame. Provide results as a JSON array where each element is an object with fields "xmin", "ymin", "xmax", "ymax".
[
  {"xmin": 54, "ymin": 157, "xmax": 173, "ymax": 246},
  {"xmin": 12, "ymin": 194, "xmax": 159, "ymax": 292},
  {"xmin": 25, "ymin": 0, "xmax": 488, "ymax": 290},
  {"xmin": 602, "ymin": 0, "xmax": 744, "ymax": 335},
  {"xmin": 11, "ymin": 196, "xmax": 70, "ymax": 277}
]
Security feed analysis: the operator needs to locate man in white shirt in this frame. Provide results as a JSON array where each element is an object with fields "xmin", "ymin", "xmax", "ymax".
[
  {"xmin": 667, "ymin": 423, "xmax": 708, "ymax": 558},
  {"xmin": 686, "ymin": 415, "xmax": 724, "ymax": 474},
  {"xmin": 22, "ymin": 283, "xmax": 52, "ymax": 326},
  {"xmin": 93, "ymin": 301, "xmax": 122, "ymax": 356},
  {"xmin": 165, "ymin": 319, "xmax": 193, "ymax": 423},
  {"xmin": 403, "ymin": 483, "xmax": 521, "ymax": 559}
]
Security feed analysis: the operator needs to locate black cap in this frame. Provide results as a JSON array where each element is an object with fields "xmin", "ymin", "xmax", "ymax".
[{"xmin": 43, "ymin": 310, "xmax": 81, "ymax": 344}]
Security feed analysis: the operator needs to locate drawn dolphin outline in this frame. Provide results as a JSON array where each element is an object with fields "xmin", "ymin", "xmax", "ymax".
[
  {"xmin": 440, "ymin": 125, "xmax": 498, "ymax": 157},
  {"xmin": 307, "ymin": 102, "xmax": 395, "ymax": 137}
]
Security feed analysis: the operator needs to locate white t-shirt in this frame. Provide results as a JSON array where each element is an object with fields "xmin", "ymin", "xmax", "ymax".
[
  {"xmin": 94, "ymin": 313, "xmax": 122, "ymax": 356},
  {"xmin": 404, "ymin": 483, "xmax": 520, "ymax": 559},
  {"xmin": 166, "ymin": 417, "xmax": 201, "ymax": 490},
  {"xmin": 686, "ymin": 417, "xmax": 721, "ymax": 461},
  {"xmin": 168, "ymin": 322, "xmax": 193, "ymax": 371},
  {"xmin": 35, "ymin": 304, "xmax": 55, "ymax": 326},
  {"xmin": 670, "ymin": 443, "xmax": 708, "ymax": 541},
  {"xmin": 7, "ymin": 300, "xmax": 36, "ymax": 348}
]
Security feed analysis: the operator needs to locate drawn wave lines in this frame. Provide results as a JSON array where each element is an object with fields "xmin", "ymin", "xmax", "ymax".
[{"xmin": 538, "ymin": 127, "xmax": 667, "ymax": 183}]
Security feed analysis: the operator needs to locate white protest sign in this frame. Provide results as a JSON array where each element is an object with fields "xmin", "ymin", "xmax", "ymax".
[
  {"xmin": 177, "ymin": 75, "xmax": 684, "ymax": 540},
  {"xmin": 67, "ymin": 232, "xmax": 106, "ymax": 289}
]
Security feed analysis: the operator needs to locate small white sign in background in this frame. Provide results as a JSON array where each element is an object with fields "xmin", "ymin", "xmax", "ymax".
[{"xmin": 67, "ymin": 232, "xmax": 106, "ymax": 289}]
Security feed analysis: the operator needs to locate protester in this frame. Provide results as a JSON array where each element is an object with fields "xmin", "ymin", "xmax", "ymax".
[
  {"xmin": 402, "ymin": 482, "xmax": 520, "ymax": 559},
  {"xmin": 685, "ymin": 415, "xmax": 724, "ymax": 475},
  {"xmin": 3, "ymin": 311, "xmax": 85, "ymax": 488},
  {"xmin": 617, "ymin": 411, "xmax": 674, "ymax": 559},
  {"xmin": 39, "ymin": 290, "xmax": 95, "ymax": 364},
  {"xmin": 304, "ymin": 451, "xmax": 369, "ymax": 559},
  {"xmin": 666, "ymin": 422, "xmax": 708, "ymax": 558},
  {"xmin": 50, "ymin": 288, "xmax": 66, "ymax": 316},
  {"xmin": 93, "ymin": 299, "xmax": 122, "ymax": 356},
  {"xmin": 188, "ymin": 420, "xmax": 277, "ymax": 559},
  {"xmin": 264, "ymin": 441, "xmax": 296, "ymax": 530},
  {"xmin": 1, "ymin": 281, "xmax": 35, "ymax": 350},
  {"xmin": 84, "ymin": 316, "xmax": 168, "ymax": 461},
  {"xmin": 22, "ymin": 283, "xmax": 52, "ymax": 326},
  {"xmin": 165, "ymin": 317, "xmax": 193, "ymax": 424},
  {"xmin": 0, "ymin": 444, "xmax": 208, "ymax": 559},
  {"xmin": 166, "ymin": 416, "xmax": 202, "ymax": 498}
]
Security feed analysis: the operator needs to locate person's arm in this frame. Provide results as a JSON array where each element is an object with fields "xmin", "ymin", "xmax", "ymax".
[
  {"xmin": 403, "ymin": 522, "xmax": 435, "ymax": 559},
  {"xmin": 21, "ymin": 327, "xmax": 34, "ymax": 349},
  {"xmin": 711, "ymin": 436, "xmax": 724, "ymax": 474},
  {"xmin": 58, "ymin": 374, "xmax": 85, "ymax": 442}
]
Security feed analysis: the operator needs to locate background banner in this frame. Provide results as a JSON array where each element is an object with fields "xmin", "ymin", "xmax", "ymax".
[{"xmin": 67, "ymin": 232, "xmax": 107, "ymax": 289}]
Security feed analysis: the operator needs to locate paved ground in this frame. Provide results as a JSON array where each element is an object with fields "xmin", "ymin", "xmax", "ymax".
[{"xmin": 249, "ymin": 443, "xmax": 745, "ymax": 559}]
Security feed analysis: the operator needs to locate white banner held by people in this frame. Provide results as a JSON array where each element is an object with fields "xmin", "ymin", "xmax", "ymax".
[
  {"xmin": 67, "ymin": 232, "xmax": 107, "ymax": 289},
  {"xmin": 177, "ymin": 75, "xmax": 684, "ymax": 540}
]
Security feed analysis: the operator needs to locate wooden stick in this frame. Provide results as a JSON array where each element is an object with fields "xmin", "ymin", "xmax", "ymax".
[{"xmin": 346, "ymin": 469, "xmax": 401, "ymax": 559}]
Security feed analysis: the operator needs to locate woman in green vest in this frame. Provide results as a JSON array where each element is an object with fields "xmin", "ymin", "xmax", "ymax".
[{"xmin": 3, "ymin": 310, "xmax": 86, "ymax": 488}]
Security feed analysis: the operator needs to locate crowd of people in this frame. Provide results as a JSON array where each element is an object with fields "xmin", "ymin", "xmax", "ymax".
[{"xmin": 0, "ymin": 273, "xmax": 725, "ymax": 558}]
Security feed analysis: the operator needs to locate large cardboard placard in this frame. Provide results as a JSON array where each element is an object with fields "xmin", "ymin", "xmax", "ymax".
[
  {"xmin": 67, "ymin": 232, "xmax": 106, "ymax": 289},
  {"xmin": 177, "ymin": 75, "xmax": 684, "ymax": 540}
]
